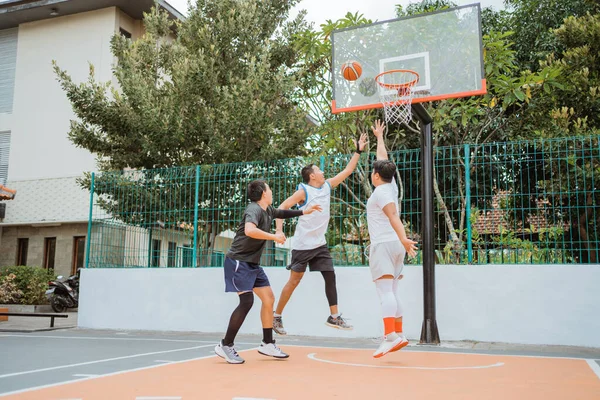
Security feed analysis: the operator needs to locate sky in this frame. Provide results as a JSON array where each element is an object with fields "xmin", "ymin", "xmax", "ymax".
[{"xmin": 166, "ymin": 0, "xmax": 506, "ymax": 25}]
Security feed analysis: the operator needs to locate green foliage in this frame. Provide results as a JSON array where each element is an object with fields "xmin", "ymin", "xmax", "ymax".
[
  {"xmin": 504, "ymin": 0, "xmax": 599, "ymax": 71},
  {"xmin": 0, "ymin": 266, "xmax": 56, "ymax": 305},
  {"xmin": 54, "ymin": 0, "xmax": 312, "ymax": 169}
]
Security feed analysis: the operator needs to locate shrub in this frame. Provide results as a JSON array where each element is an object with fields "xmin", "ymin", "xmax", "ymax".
[
  {"xmin": 0, "ymin": 273, "xmax": 24, "ymax": 304},
  {"xmin": 0, "ymin": 266, "xmax": 56, "ymax": 305}
]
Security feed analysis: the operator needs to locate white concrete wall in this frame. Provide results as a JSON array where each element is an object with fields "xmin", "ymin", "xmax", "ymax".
[
  {"xmin": 79, "ymin": 265, "xmax": 600, "ymax": 348},
  {"xmin": 9, "ymin": 7, "xmax": 118, "ymax": 181}
]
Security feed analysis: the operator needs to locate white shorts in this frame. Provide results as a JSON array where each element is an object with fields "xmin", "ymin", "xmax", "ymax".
[{"xmin": 368, "ymin": 240, "xmax": 406, "ymax": 281}]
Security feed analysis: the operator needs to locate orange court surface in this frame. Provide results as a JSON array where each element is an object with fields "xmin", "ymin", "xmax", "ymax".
[{"xmin": 1, "ymin": 330, "xmax": 599, "ymax": 400}]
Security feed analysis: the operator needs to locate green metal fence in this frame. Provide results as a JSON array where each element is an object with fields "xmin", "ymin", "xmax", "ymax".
[{"xmin": 86, "ymin": 136, "xmax": 600, "ymax": 268}]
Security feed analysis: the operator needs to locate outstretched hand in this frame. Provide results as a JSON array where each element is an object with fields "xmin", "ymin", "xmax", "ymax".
[
  {"xmin": 303, "ymin": 204, "xmax": 323, "ymax": 215},
  {"xmin": 371, "ymin": 119, "xmax": 385, "ymax": 139},
  {"xmin": 352, "ymin": 132, "xmax": 368, "ymax": 153},
  {"xmin": 402, "ymin": 238, "xmax": 418, "ymax": 258}
]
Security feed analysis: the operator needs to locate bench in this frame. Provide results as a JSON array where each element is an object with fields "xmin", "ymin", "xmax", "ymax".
[{"xmin": 0, "ymin": 312, "xmax": 69, "ymax": 328}]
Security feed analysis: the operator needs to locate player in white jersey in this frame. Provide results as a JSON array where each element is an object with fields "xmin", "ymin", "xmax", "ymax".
[
  {"xmin": 367, "ymin": 119, "xmax": 418, "ymax": 358},
  {"xmin": 272, "ymin": 133, "xmax": 368, "ymax": 334}
]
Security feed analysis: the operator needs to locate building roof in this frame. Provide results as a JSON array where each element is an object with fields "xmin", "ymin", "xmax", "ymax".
[
  {"xmin": 0, "ymin": 176, "xmax": 91, "ymax": 225},
  {"xmin": 0, "ymin": 0, "xmax": 184, "ymax": 30}
]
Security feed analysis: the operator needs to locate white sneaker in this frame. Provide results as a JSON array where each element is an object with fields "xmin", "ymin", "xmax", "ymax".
[
  {"xmin": 391, "ymin": 335, "xmax": 409, "ymax": 353},
  {"xmin": 258, "ymin": 341, "xmax": 289, "ymax": 359},
  {"xmin": 215, "ymin": 340, "xmax": 245, "ymax": 364},
  {"xmin": 373, "ymin": 335, "xmax": 404, "ymax": 358}
]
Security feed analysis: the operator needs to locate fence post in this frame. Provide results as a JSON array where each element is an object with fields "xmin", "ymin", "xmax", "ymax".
[
  {"xmin": 320, "ymin": 155, "xmax": 325, "ymax": 171},
  {"xmin": 193, "ymin": 165, "xmax": 200, "ymax": 268},
  {"xmin": 84, "ymin": 172, "xmax": 95, "ymax": 269},
  {"xmin": 464, "ymin": 144, "xmax": 473, "ymax": 264}
]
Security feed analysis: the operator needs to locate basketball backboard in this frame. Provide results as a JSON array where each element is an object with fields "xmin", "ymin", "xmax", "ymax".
[{"xmin": 331, "ymin": 3, "xmax": 486, "ymax": 114}]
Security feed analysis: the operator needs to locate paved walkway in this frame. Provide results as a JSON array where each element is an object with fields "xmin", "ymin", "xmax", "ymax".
[{"xmin": 0, "ymin": 312, "xmax": 78, "ymax": 332}]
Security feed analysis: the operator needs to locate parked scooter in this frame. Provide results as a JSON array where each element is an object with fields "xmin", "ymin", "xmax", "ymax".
[{"xmin": 46, "ymin": 272, "xmax": 79, "ymax": 313}]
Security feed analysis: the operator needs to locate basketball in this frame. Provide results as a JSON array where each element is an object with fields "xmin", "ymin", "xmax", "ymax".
[{"xmin": 341, "ymin": 61, "xmax": 362, "ymax": 81}]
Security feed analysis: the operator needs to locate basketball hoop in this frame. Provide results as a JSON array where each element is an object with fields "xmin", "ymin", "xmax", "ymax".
[{"xmin": 374, "ymin": 69, "xmax": 419, "ymax": 125}]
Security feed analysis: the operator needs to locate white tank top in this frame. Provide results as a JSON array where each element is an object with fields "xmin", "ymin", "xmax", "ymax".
[{"xmin": 291, "ymin": 182, "xmax": 331, "ymax": 250}]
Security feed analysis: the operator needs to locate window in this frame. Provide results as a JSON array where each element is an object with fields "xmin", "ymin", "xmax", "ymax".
[
  {"xmin": 119, "ymin": 28, "xmax": 131, "ymax": 39},
  {"xmin": 151, "ymin": 239, "xmax": 161, "ymax": 267},
  {"xmin": 72, "ymin": 236, "xmax": 85, "ymax": 275},
  {"xmin": 43, "ymin": 237, "xmax": 56, "ymax": 270},
  {"xmin": 0, "ymin": 132, "xmax": 10, "ymax": 185},
  {"xmin": 0, "ymin": 28, "xmax": 18, "ymax": 114},
  {"xmin": 167, "ymin": 241, "xmax": 176, "ymax": 267},
  {"xmin": 180, "ymin": 245, "xmax": 193, "ymax": 268},
  {"xmin": 16, "ymin": 238, "xmax": 28, "ymax": 265}
]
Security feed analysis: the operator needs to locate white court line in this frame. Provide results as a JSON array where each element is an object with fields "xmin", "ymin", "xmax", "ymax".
[
  {"xmin": 0, "ymin": 344, "xmax": 214, "ymax": 379},
  {"xmin": 307, "ymin": 353, "xmax": 505, "ymax": 370},
  {"xmin": 232, "ymin": 398, "xmax": 276, "ymax": 400},
  {"xmin": 586, "ymin": 360, "xmax": 600, "ymax": 380},
  {"xmin": 0, "ymin": 347, "xmax": 258, "ymax": 398},
  {"xmin": 136, "ymin": 397, "xmax": 181, "ymax": 400},
  {"xmin": 0, "ymin": 334, "xmax": 255, "ymax": 345},
  {"xmin": 154, "ymin": 360, "xmax": 175, "ymax": 363},
  {"xmin": 72, "ymin": 374, "xmax": 99, "ymax": 378},
  {"xmin": 281, "ymin": 343, "xmax": 598, "ymax": 361}
]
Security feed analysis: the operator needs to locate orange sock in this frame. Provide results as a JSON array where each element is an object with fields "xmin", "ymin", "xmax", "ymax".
[
  {"xmin": 395, "ymin": 317, "xmax": 403, "ymax": 333},
  {"xmin": 384, "ymin": 317, "xmax": 395, "ymax": 336}
]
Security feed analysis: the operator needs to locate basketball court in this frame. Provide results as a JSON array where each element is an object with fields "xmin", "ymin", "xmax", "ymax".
[{"xmin": 1, "ymin": 329, "xmax": 599, "ymax": 399}]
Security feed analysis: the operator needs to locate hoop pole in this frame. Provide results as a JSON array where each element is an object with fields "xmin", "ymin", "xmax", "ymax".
[{"xmin": 412, "ymin": 103, "xmax": 440, "ymax": 345}]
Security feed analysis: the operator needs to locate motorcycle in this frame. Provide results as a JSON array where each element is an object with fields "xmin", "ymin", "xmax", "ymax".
[{"xmin": 46, "ymin": 272, "xmax": 79, "ymax": 313}]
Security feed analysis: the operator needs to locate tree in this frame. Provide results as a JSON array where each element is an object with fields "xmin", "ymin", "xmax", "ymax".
[
  {"xmin": 53, "ymin": 0, "xmax": 315, "ymax": 264},
  {"xmin": 504, "ymin": 0, "xmax": 599, "ymax": 71}
]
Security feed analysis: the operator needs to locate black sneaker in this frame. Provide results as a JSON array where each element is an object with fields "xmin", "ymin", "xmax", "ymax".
[
  {"xmin": 273, "ymin": 315, "xmax": 287, "ymax": 335},
  {"xmin": 326, "ymin": 314, "xmax": 353, "ymax": 330}
]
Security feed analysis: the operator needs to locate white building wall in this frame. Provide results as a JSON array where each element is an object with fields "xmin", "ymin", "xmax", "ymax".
[
  {"xmin": 79, "ymin": 265, "xmax": 600, "ymax": 348},
  {"xmin": 8, "ymin": 7, "xmax": 118, "ymax": 181}
]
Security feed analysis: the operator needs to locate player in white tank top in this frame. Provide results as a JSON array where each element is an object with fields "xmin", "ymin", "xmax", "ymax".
[{"xmin": 271, "ymin": 133, "xmax": 368, "ymax": 335}]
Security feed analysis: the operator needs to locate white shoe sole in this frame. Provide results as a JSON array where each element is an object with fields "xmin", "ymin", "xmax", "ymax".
[
  {"xmin": 214, "ymin": 345, "xmax": 244, "ymax": 364},
  {"xmin": 258, "ymin": 348, "xmax": 290, "ymax": 359},
  {"xmin": 325, "ymin": 322, "xmax": 353, "ymax": 330},
  {"xmin": 373, "ymin": 337, "xmax": 404, "ymax": 358}
]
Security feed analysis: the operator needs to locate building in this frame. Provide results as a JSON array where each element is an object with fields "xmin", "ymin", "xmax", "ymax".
[{"xmin": 0, "ymin": 0, "xmax": 183, "ymax": 276}]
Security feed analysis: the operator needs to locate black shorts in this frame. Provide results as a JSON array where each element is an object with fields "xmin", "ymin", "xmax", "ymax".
[
  {"xmin": 287, "ymin": 244, "xmax": 334, "ymax": 273},
  {"xmin": 224, "ymin": 257, "xmax": 270, "ymax": 292}
]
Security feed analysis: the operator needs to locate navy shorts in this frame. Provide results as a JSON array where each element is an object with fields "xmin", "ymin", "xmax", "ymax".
[{"xmin": 224, "ymin": 257, "xmax": 270, "ymax": 293}]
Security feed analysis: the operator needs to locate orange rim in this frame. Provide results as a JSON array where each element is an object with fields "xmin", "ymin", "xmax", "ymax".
[{"xmin": 374, "ymin": 69, "xmax": 420, "ymax": 90}]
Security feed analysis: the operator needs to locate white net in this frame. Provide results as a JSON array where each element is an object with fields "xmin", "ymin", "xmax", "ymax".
[{"xmin": 375, "ymin": 70, "xmax": 419, "ymax": 125}]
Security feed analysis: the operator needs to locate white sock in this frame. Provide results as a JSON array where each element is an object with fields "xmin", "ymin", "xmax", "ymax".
[
  {"xmin": 331, "ymin": 313, "xmax": 340, "ymax": 318},
  {"xmin": 274, "ymin": 313, "xmax": 281, "ymax": 317},
  {"xmin": 375, "ymin": 279, "xmax": 397, "ymax": 318},
  {"xmin": 392, "ymin": 278, "xmax": 404, "ymax": 319}
]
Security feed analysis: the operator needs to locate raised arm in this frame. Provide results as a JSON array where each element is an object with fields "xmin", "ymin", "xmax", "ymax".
[
  {"xmin": 371, "ymin": 119, "xmax": 388, "ymax": 160},
  {"xmin": 275, "ymin": 189, "xmax": 306, "ymax": 233},
  {"xmin": 382, "ymin": 203, "xmax": 418, "ymax": 257},
  {"xmin": 327, "ymin": 132, "xmax": 368, "ymax": 188}
]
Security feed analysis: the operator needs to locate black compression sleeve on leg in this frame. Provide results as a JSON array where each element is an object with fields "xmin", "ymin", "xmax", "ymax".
[
  {"xmin": 321, "ymin": 271, "xmax": 338, "ymax": 307},
  {"xmin": 223, "ymin": 292, "xmax": 254, "ymax": 346}
]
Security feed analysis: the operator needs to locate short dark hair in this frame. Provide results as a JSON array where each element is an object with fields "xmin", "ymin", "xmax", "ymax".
[
  {"xmin": 372, "ymin": 160, "xmax": 396, "ymax": 183},
  {"xmin": 301, "ymin": 164, "xmax": 316, "ymax": 183},
  {"xmin": 247, "ymin": 180, "xmax": 267, "ymax": 201}
]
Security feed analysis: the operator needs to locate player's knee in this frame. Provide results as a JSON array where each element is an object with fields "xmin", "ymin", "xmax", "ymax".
[
  {"xmin": 263, "ymin": 292, "xmax": 275, "ymax": 307},
  {"xmin": 238, "ymin": 291, "xmax": 254, "ymax": 312},
  {"xmin": 289, "ymin": 274, "xmax": 303, "ymax": 287}
]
